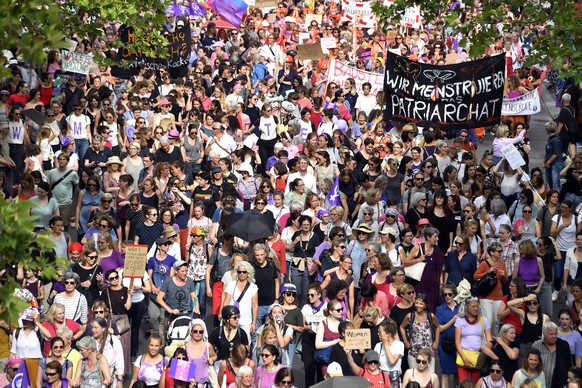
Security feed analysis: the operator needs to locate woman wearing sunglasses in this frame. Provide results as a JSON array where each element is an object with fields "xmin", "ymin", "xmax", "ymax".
[
  {"xmin": 402, "ymin": 348, "xmax": 439, "ymax": 388},
  {"xmin": 254, "ymin": 344, "xmax": 283, "ymax": 388},
  {"xmin": 36, "ymin": 337, "xmax": 73, "ymax": 388},
  {"xmin": 475, "ymin": 360, "xmax": 508, "ymax": 388}
]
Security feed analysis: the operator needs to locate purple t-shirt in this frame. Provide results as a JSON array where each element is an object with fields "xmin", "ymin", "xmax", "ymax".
[
  {"xmin": 146, "ymin": 255, "xmax": 177, "ymax": 282},
  {"xmin": 454, "ymin": 316, "xmax": 491, "ymax": 352},
  {"xmin": 100, "ymin": 250, "xmax": 125, "ymax": 275}
]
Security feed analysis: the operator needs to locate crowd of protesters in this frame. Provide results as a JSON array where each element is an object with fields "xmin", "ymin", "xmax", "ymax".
[{"xmin": 3, "ymin": 0, "xmax": 582, "ymax": 387}]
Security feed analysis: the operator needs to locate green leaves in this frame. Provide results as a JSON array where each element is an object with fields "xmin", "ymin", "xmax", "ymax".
[
  {"xmin": 0, "ymin": 198, "xmax": 68, "ymax": 322},
  {"xmin": 372, "ymin": 0, "xmax": 582, "ymax": 82},
  {"xmin": 0, "ymin": 0, "xmax": 172, "ymax": 76}
]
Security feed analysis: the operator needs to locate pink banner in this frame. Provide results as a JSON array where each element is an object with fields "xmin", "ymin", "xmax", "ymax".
[{"xmin": 327, "ymin": 59, "xmax": 384, "ymax": 95}]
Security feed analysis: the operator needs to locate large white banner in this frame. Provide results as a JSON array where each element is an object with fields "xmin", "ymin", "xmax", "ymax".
[
  {"xmin": 501, "ymin": 88, "xmax": 541, "ymax": 115},
  {"xmin": 328, "ymin": 60, "xmax": 384, "ymax": 95},
  {"xmin": 341, "ymin": 0, "xmax": 377, "ymax": 28},
  {"xmin": 61, "ymin": 50, "xmax": 92, "ymax": 75}
]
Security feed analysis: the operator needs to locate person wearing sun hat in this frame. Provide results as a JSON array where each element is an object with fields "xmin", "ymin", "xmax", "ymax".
[
  {"xmin": 147, "ymin": 225, "xmax": 182, "ymax": 260},
  {"xmin": 348, "ymin": 223, "xmax": 374, "ymax": 299},
  {"xmin": 0, "ymin": 357, "xmax": 23, "ymax": 386}
]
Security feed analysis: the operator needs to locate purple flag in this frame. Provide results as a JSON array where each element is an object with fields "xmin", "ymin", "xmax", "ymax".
[
  {"xmin": 188, "ymin": 1, "xmax": 207, "ymax": 17},
  {"xmin": 10, "ymin": 361, "xmax": 32, "ymax": 388},
  {"xmin": 327, "ymin": 177, "xmax": 341, "ymax": 207},
  {"xmin": 207, "ymin": 0, "xmax": 248, "ymax": 27}
]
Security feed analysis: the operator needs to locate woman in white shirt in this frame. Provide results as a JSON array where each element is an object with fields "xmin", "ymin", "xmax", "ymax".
[{"xmin": 92, "ymin": 317, "xmax": 124, "ymax": 388}]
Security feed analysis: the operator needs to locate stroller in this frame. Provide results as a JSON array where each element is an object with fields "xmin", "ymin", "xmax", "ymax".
[{"xmin": 164, "ymin": 314, "xmax": 193, "ymax": 356}]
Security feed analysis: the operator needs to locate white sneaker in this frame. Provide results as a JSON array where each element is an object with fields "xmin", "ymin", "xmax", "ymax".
[{"xmin": 552, "ymin": 290, "xmax": 559, "ymax": 302}]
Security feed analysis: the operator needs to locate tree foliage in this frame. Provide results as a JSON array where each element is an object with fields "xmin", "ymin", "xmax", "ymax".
[
  {"xmin": 0, "ymin": 0, "xmax": 171, "ymax": 73},
  {"xmin": 372, "ymin": 0, "xmax": 582, "ymax": 82},
  {"xmin": 0, "ymin": 198, "xmax": 68, "ymax": 322}
]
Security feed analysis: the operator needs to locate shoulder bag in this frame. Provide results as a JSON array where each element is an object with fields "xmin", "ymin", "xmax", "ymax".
[
  {"xmin": 472, "ymin": 260, "xmax": 498, "ymax": 297},
  {"xmin": 404, "ymin": 244, "xmax": 426, "ymax": 282}
]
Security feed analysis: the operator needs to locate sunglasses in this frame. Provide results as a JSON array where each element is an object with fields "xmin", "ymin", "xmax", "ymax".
[
  {"xmin": 527, "ymin": 301, "xmax": 538, "ymax": 306},
  {"xmin": 87, "ymin": 255, "xmax": 98, "ymax": 260},
  {"xmin": 11, "ymin": 367, "xmax": 19, "ymax": 372},
  {"xmin": 490, "ymin": 369, "xmax": 502, "ymax": 374},
  {"xmin": 334, "ymin": 308, "xmax": 344, "ymax": 312},
  {"xmin": 463, "ymin": 210, "xmax": 471, "ymax": 213},
  {"xmin": 281, "ymin": 381, "xmax": 293, "ymax": 385},
  {"xmin": 237, "ymin": 270, "xmax": 248, "ymax": 274},
  {"xmin": 416, "ymin": 359, "xmax": 428, "ymax": 365},
  {"xmin": 52, "ymin": 345, "xmax": 64, "ymax": 349},
  {"xmin": 191, "ymin": 329, "xmax": 204, "ymax": 334},
  {"xmin": 99, "ymin": 224, "xmax": 109, "ymax": 228},
  {"xmin": 229, "ymin": 316, "xmax": 239, "ymax": 320},
  {"xmin": 336, "ymin": 234, "xmax": 345, "ymax": 238},
  {"xmin": 454, "ymin": 241, "xmax": 464, "ymax": 245},
  {"xmin": 46, "ymin": 372, "xmax": 58, "ymax": 377},
  {"xmin": 108, "ymin": 276, "xmax": 119, "ymax": 281},
  {"xmin": 285, "ymin": 292, "xmax": 296, "ymax": 297},
  {"xmin": 443, "ymin": 292, "xmax": 454, "ymax": 297},
  {"xmin": 65, "ymin": 281, "xmax": 76, "ymax": 285},
  {"xmin": 94, "ymin": 310, "xmax": 105, "ymax": 314},
  {"xmin": 522, "ymin": 210, "xmax": 532, "ymax": 213},
  {"xmin": 406, "ymin": 291, "xmax": 416, "ymax": 295},
  {"xmin": 308, "ymin": 293, "xmax": 317, "ymax": 297},
  {"xmin": 368, "ymin": 360, "xmax": 379, "ymax": 365}
]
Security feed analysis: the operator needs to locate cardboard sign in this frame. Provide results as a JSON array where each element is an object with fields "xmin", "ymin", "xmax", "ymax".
[
  {"xmin": 345, "ymin": 329, "xmax": 371, "ymax": 350},
  {"xmin": 446, "ymin": 53, "xmax": 460, "ymax": 65},
  {"xmin": 501, "ymin": 143, "xmax": 526, "ymax": 170},
  {"xmin": 297, "ymin": 44, "xmax": 324, "ymax": 60},
  {"xmin": 386, "ymin": 30, "xmax": 397, "ymax": 42},
  {"xmin": 255, "ymin": 0, "xmax": 277, "ymax": 8},
  {"xmin": 305, "ymin": 14, "xmax": 323, "ymax": 26},
  {"xmin": 123, "ymin": 244, "xmax": 149, "ymax": 278},
  {"xmin": 328, "ymin": 59, "xmax": 384, "ymax": 95},
  {"xmin": 61, "ymin": 50, "xmax": 92, "ymax": 75},
  {"xmin": 267, "ymin": 13, "xmax": 277, "ymax": 23},
  {"xmin": 169, "ymin": 359, "xmax": 196, "ymax": 382}
]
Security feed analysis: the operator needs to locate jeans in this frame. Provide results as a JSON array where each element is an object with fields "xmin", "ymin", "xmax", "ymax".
[
  {"xmin": 546, "ymin": 162, "xmax": 563, "ymax": 191},
  {"xmin": 9, "ymin": 144, "xmax": 24, "ymax": 182},
  {"xmin": 129, "ymin": 299, "xmax": 147, "ymax": 356},
  {"xmin": 194, "ymin": 280, "xmax": 206, "ymax": 318},
  {"xmin": 479, "ymin": 299, "xmax": 502, "ymax": 337},
  {"xmin": 289, "ymin": 265, "xmax": 309, "ymax": 306},
  {"xmin": 539, "ymin": 281, "xmax": 553, "ymax": 318},
  {"xmin": 566, "ymin": 193, "xmax": 582, "ymax": 211},
  {"xmin": 555, "ymin": 252, "xmax": 566, "ymax": 291},
  {"xmin": 74, "ymin": 138, "xmax": 89, "ymax": 161}
]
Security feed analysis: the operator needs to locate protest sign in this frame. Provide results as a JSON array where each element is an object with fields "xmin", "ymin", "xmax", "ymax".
[
  {"xmin": 61, "ymin": 50, "xmax": 92, "ymax": 75},
  {"xmin": 501, "ymin": 88, "xmax": 541, "ymax": 116},
  {"xmin": 386, "ymin": 30, "xmax": 397, "ymax": 42},
  {"xmin": 501, "ymin": 144, "xmax": 526, "ymax": 170},
  {"xmin": 320, "ymin": 38, "xmax": 337, "ymax": 52},
  {"xmin": 446, "ymin": 53, "xmax": 460, "ymax": 65},
  {"xmin": 298, "ymin": 44, "xmax": 324, "ymax": 60},
  {"xmin": 169, "ymin": 360, "xmax": 197, "ymax": 382},
  {"xmin": 123, "ymin": 245, "xmax": 149, "ymax": 278},
  {"xmin": 305, "ymin": 14, "xmax": 323, "ymax": 26},
  {"xmin": 384, "ymin": 52, "xmax": 506, "ymax": 130},
  {"xmin": 401, "ymin": 6, "xmax": 421, "ymax": 29},
  {"xmin": 267, "ymin": 13, "xmax": 277, "ymax": 23},
  {"xmin": 345, "ymin": 329, "xmax": 371, "ymax": 350},
  {"xmin": 112, "ymin": 24, "xmax": 192, "ymax": 79},
  {"xmin": 22, "ymin": 109, "xmax": 50, "ymax": 126},
  {"xmin": 255, "ymin": 0, "xmax": 277, "ymax": 8},
  {"xmin": 328, "ymin": 60, "xmax": 384, "ymax": 95},
  {"xmin": 341, "ymin": 0, "xmax": 377, "ymax": 28}
]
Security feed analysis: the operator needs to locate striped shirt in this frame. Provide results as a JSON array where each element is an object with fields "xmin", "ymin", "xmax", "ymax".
[{"xmin": 54, "ymin": 291, "xmax": 88, "ymax": 324}]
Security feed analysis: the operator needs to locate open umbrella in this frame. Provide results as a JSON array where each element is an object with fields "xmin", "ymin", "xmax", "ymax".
[
  {"xmin": 311, "ymin": 376, "xmax": 373, "ymax": 388},
  {"xmin": 202, "ymin": 19, "xmax": 238, "ymax": 30},
  {"xmin": 225, "ymin": 210, "xmax": 275, "ymax": 242}
]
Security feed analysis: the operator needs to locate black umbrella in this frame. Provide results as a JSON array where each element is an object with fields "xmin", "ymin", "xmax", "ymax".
[
  {"xmin": 311, "ymin": 376, "xmax": 373, "ymax": 388},
  {"xmin": 225, "ymin": 210, "xmax": 275, "ymax": 242}
]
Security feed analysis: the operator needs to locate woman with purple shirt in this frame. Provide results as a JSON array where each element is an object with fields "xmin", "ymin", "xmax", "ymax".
[{"xmin": 96, "ymin": 233, "xmax": 124, "ymax": 276}]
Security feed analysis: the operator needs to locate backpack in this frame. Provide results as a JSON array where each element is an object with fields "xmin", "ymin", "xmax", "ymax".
[{"xmin": 407, "ymin": 310, "xmax": 435, "ymax": 342}]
